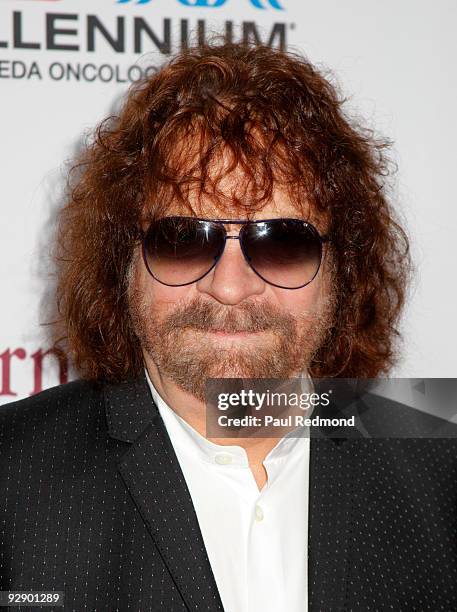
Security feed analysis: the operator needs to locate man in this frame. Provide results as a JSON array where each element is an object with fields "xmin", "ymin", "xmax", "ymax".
[{"xmin": 1, "ymin": 40, "xmax": 456, "ymax": 611}]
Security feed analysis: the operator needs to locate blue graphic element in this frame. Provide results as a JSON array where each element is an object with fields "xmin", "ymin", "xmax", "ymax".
[
  {"xmin": 250, "ymin": 0, "xmax": 284, "ymax": 8},
  {"xmin": 117, "ymin": 0, "xmax": 284, "ymax": 8},
  {"xmin": 178, "ymin": 0, "xmax": 227, "ymax": 6}
]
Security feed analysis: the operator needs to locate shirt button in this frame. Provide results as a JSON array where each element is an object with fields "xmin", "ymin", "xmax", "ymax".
[
  {"xmin": 214, "ymin": 453, "xmax": 233, "ymax": 465},
  {"xmin": 254, "ymin": 504, "xmax": 264, "ymax": 522}
]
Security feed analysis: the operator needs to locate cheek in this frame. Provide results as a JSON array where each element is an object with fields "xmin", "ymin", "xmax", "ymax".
[
  {"xmin": 270, "ymin": 278, "xmax": 324, "ymax": 316},
  {"xmin": 137, "ymin": 263, "xmax": 197, "ymax": 310}
]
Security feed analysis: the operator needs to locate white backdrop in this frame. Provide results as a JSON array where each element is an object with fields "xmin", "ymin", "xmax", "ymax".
[{"xmin": 1, "ymin": 0, "xmax": 456, "ymax": 404}]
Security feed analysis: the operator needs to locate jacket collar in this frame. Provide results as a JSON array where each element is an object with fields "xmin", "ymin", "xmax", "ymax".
[
  {"xmin": 104, "ymin": 368, "xmax": 158, "ymax": 443},
  {"xmin": 103, "ymin": 369, "xmax": 225, "ymax": 611}
]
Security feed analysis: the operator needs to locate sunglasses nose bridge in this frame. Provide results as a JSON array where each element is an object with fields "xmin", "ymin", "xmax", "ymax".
[
  {"xmin": 219, "ymin": 234, "xmax": 253, "ymax": 263},
  {"xmin": 215, "ymin": 234, "xmax": 252, "ymax": 266}
]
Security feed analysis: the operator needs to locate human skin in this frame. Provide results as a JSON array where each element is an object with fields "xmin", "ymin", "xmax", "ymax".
[{"xmin": 127, "ymin": 171, "xmax": 337, "ymax": 490}]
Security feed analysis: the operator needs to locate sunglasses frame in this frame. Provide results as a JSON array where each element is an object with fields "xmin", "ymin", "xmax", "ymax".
[{"xmin": 141, "ymin": 216, "xmax": 330, "ymax": 290}]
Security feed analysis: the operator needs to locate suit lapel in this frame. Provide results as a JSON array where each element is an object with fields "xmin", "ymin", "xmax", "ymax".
[
  {"xmin": 104, "ymin": 372, "xmax": 224, "ymax": 612},
  {"xmin": 307, "ymin": 385, "xmax": 359, "ymax": 612},
  {"xmin": 308, "ymin": 434, "xmax": 354, "ymax": 611}
]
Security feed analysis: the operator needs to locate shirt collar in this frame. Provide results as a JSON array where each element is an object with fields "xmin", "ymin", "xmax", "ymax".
[{"xmin": 144, "ymin": 366, "xmax": 313, "ymax": 467}]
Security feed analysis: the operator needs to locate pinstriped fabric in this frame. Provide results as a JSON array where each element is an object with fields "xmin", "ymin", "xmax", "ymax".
[
  {"xmin": 1, "ymin": 373, "xmax": 457, "ymax": 611},
  {"xmin": 0, "ymin": 377, "xmax": 221, "ymax": 611},
  {"xmin": 308, "ymin": 425, "xmax": 457, "ymax": 610}
]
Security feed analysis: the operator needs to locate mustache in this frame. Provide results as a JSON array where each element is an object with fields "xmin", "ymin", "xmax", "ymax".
[{"xmin": 162, "ymin": 297, "xmax": 298, "ymax": 334}]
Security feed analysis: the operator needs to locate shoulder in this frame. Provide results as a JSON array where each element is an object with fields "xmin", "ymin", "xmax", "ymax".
[
  {"xmin": 0, "ymin": 378, "xmax": 103, "ymax": 420},
  {"xmin": 316, "ymin": 388, "xmax": 457, "ymax": 468},
  {"xmin": 0, "ymin": 378, "xmax": 107, "ymax": 457},
  {"xmin": 359, "ymin": 392, "xmax": 457, "ymax": 439},
  {"xmin": 342, "ymin": 394, "xmax": 457, "ymax": 479}
]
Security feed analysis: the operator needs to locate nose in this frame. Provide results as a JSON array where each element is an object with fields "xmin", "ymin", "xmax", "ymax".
[{"xmin": 195, "ymin": 236, "xmax": 266, "ymax": 305}]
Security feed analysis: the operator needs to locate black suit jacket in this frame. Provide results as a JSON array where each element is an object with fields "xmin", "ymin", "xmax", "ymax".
[{"xmin": 1, "ymin": 371, "xmax": 457, "ymax": 611}]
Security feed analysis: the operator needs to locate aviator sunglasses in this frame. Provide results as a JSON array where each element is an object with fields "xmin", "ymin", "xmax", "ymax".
[{"xmin": 141, "ymin": 216, "xmax": 330, "ymax": 290}]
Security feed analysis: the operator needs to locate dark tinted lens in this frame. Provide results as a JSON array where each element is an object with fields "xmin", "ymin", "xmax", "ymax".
[
  {"xmin": 143, "ymin": 217, "xmax": 224, "ymax": 285},
  {"xmin": 241, "ymin": 219, "xmax": 323, "ymax": 289}
]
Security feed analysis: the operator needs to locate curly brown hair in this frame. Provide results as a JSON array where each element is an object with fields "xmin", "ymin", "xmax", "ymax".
[{"xmin": 50, "ymin": 38, "xmax": 411, "ymax": 382}]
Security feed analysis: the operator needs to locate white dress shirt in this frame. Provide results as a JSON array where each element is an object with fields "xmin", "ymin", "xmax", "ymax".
[{"xmin": 144, "ymin": 367, "xmax": 312, "ymax": 612}]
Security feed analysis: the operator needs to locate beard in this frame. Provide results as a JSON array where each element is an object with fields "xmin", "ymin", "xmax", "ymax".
[{"xmin": 127, "ymin": 273, "xmax": 336, "ymax": 403}]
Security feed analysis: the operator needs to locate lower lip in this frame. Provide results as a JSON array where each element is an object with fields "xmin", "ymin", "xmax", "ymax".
[
  {"xmin": 208, "ymin": 330, "xmax": 262, "ymax": 337},
  {"xmin": 189, "ymin": 328, "xmax": 267, "ymax": 338}
]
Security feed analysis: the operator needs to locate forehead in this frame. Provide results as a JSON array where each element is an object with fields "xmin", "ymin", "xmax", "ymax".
[
  {"xmin": 174, "ymin": 185, "xmax": 307, "ymax": 219},
  {"xmin": 190, "ymin": 149, "xmax": 298, "ymax": 214},
  {"xmin": 143, "ymin": 142, "xmax": 327, "ymax": 231}
]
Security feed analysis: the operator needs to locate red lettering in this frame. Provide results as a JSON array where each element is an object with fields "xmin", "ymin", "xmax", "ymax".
[
  {"xmin": 30, "ymin": 347, "xmax": 69, "ymax": 396},
  {"xmin": 0, "ymin": 348, "xmax": 26, "ymax": 396}
]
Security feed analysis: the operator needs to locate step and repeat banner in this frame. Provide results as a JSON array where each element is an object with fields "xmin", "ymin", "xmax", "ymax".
[{"xmin": 1, "ymin": 0, "xmax": 456, "ymax": 404}]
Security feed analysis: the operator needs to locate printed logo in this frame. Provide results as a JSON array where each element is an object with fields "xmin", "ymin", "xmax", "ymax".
[
  {"xmin": 117, "ymin": 0, "xmax": 284, "ymax": 8},
  {"xmin": 177, "ymin": 0, "xmax": 228, "ymax": 6},
  {"xmin": 247, "ymin": 0, "xmax": 284, "ymax": 8}
]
